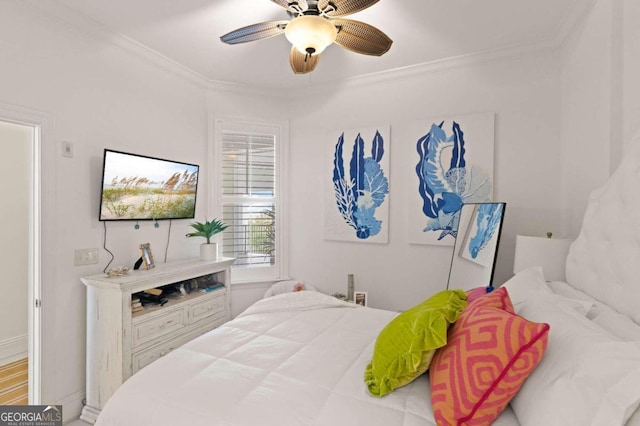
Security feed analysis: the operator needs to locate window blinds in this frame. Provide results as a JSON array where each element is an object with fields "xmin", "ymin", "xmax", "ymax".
[{"xmin": 220, "ymin": 131, "xmax": 276, "ymax": 267}]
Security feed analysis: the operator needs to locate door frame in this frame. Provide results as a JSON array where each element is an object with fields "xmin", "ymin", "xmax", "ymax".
[{"xmin": 0, "ymin": 103, "xmax": 55, "ymax": 404}]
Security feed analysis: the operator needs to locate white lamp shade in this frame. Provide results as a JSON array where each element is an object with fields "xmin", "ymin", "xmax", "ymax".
[
  {"xmin": 284, "ymin": 15, "xmax": 337, "ymax": 55},
  {"xmin": 513, "ymin": 234, "xmax": 573, "ymax": 281}
]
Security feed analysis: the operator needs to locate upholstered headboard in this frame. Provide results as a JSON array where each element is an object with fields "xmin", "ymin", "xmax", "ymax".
[{"xmin": 566, "ymin": 135, "xmax": 640, "ymax": 325}]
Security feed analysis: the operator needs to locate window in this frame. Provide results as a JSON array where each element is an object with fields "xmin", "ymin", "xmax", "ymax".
[{"xmin": 214, "ymin": 118, "xmax": 288, "ymax": 282}]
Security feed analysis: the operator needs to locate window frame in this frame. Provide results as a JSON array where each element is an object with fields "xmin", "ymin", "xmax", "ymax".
[{"xmin": 211, "ymin": 116, "xmax": 289, "ymax": 283}]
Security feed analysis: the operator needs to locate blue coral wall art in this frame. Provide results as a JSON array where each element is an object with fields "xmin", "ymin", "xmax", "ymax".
[
  {"xmin": 408, "ymin": 113, "xmax": 495, "ymax": 246},
  {"xmin": 324, "ymin": 126, "xmax": 390, "ymax": 243}
]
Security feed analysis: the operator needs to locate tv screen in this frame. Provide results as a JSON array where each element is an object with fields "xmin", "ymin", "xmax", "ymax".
[{"xmin": 99, "ymin": 149, "xmax": 199, "ymax": 221}]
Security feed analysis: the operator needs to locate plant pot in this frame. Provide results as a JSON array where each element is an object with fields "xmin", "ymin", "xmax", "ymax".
[{"xmin": 200, "ymin": 243, "xmax": 217, "ymax": 261}]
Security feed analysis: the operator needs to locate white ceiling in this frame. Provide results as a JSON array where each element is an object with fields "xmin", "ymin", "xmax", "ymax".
[{"xmin": 46, "ymin": 0, "xmax": 591, "ymax": 90}]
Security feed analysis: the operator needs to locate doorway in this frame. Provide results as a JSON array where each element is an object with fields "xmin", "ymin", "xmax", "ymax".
[{"xmin": 0, "ymin": 118, "xmax": 40, "ymax": 404}]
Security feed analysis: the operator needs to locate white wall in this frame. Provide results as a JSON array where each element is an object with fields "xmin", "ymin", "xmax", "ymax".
[
  {"xmin": 560, "ymin": 0, "xmax": 615, "ymax": 237},
  {"xmin": 0, "ymin": 121, "xmax": 30, "ymax": 364},
  {"xmin": 286, "ymin": 50, "xmax": 564, "ymax": 312},
  {"xmin": 560, "ymin": 0, "xmax": 640, "ymax": 237},
  {"xmin": 622, "ymin": 0, "xmax": 640, "ymax": 151}
]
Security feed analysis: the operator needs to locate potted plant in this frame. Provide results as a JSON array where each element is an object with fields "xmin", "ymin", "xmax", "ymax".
[{"xmin": 186, "ymin": 218, "xmax": 228, "ymax": 261}]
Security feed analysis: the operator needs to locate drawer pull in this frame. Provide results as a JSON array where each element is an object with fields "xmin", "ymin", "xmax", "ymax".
[{"xmin": 159, "ymin": 319, "xmax": 174, "ymax": 329}]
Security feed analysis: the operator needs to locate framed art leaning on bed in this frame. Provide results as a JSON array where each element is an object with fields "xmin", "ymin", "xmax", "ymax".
[{"xmin": 447, "ymin": 202, "xmax": 506, "ymax": 291}]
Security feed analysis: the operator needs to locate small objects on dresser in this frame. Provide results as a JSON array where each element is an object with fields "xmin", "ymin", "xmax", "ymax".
[
  {"xmin": 199, "ymin": 282, "xmax": 225, "ymax": 293},
  {"xmin": 144, "ymin": 288, "xmax": 162, "ymax": 296},
  {"xmin": 106, "ymin": 266, "xmax": 130, "ymax": 277},
  {"xmin": 135, "ymin": 290, "xmax": 168, "ymax": 307},
  {"xmin": 139, "ymin": 243, "xmax": 155, "ymax": 269},
  {"xmin": 185, "ymin": 218, "xmax": 228, "ymax": 261},
  {"xmin": 331, "ymin": 292, "xmax": 348, "ymax": 301},
  {"xmin": 131, "ymin": 297, "xmax": 144, "ymax": 313},
  {"xmin": 354, "ymin": 291, "xmax": 368, "ymax": 306}
]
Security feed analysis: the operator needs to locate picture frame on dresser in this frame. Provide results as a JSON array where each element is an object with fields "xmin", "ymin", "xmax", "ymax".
[
  {"xmin": 139, "ymin": 243, "xmax": 155, "ymax": 269},
  {"xmin": 354, "ymin": 291, "xmax": 368, "ymax": 306}
]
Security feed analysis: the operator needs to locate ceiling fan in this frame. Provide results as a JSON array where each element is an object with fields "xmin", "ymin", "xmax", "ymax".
[{"xmin": 220, "ymin": 0, "xmax": 392, "ymax": 74}]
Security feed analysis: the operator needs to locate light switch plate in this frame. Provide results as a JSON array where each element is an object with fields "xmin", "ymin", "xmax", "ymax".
[
  {"xmin": 62, "ymin": 141, "xmax": 73, "ymax": 158},
  {"xmin": 75, "ymin": 248, "xmax": 98, "ymax": 266}
]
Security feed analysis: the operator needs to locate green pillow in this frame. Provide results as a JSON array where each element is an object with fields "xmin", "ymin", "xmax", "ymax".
[{"xmin": 365, "ymin": 289, "xmax": 467, "ymax": 397}]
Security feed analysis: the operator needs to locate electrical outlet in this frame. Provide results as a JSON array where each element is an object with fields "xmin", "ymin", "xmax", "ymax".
[{"xmin": 74, "ymin": 248, "xmax": 99, "ymax": 266}]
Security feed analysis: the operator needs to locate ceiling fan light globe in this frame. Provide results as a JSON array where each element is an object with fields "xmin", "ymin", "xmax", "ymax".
[{"xmin": 284, "ymin": 15, "xmax": 337, "ymax": 56}]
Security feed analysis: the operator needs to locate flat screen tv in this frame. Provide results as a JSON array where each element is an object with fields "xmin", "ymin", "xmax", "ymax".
[{"xmin": 99, "ymin": 149, "xmax": 199, "ymax": 221}]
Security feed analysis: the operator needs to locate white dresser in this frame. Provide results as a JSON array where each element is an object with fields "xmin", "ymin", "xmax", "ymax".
[{"xmin": 80, "ymin": 257, "xmax": 234, "ymax": 424}]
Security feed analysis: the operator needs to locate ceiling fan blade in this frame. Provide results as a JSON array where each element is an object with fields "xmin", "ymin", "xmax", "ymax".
[
  {"xmin": 289, "ymin": 47, "xmax": 320, "ymax": 74},
  {"xmin": 271, "ymin": 0, "xmax": 308, "ymax": 14},
  {"xmin": 220, "ymin": 21, "xmax": 289, "ymax": 44},
  {"xmin": 332, "ymin": 18, "xmax": 392, "ymax": 56},
  {"xmin": 319, "ymin": 0, "xmax": 379, "ymax": 17}
]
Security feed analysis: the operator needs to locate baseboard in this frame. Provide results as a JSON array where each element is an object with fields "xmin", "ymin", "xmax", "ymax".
[
  {"xmin": 58, "ymin": 389, "xmax": 86, "ymax": 424},
  {"xmin": 79, "ymin": 404, "xmax": 99, "ymax": 425},
  {"xmin": 0, "ymin": 335, "xmax": 28, "ymax": 366}
]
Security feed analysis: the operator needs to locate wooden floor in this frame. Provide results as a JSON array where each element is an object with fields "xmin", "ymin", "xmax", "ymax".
[{"xmin": 0, "ymin": 358, "xmax": 28, "ymax": 405}]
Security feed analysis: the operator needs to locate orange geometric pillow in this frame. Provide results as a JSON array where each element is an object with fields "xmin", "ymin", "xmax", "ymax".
[{"xmin": 429, "ymin": 287, "xmax": 549, "ymax": 425}]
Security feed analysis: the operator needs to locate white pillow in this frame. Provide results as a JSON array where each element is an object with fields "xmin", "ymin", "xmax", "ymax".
[
  {"xmin": 547, "ymin": 280, "xmax": 640, "ymax": 340},
  {"xmin": 501, "ymin": 266, "xmax": 552, "ymax": 307},
  {"xmin": 510, "ymin": 292, "xmax": 640, "ymax": 426},
  {"xmin": 263, "ymin": 280, "xmax": 316, "ymax": 298},
  {"xmin": 547, "ymin": 280, "xmax": 595, "ymax": 302},
  {"xmin": 502, "ymin": 267, "xmax": 593, "ymax": 315},
  {"xmin": 589, "ymin": 306, "xmax": 640, "ymax": 341}
]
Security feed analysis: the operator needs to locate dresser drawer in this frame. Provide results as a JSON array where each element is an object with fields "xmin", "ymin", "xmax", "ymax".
[
  {"xmin": 189, "ymin": 293, "xmax": 225, "ymax": 324},
  {"xmin": 132, "ymin": 333, "xmax": 192, "ymax": 373},
  {"xmin": 131, "ymin": 324, "xmax": 219, "ymax": 373},
  {"xmin": 132, "ymin": 308, "xmax": 186, "ymax": 347}
]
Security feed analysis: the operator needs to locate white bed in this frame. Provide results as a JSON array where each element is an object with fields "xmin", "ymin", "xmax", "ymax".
[
  {"xmin": 96, "ymin": 136, "xmax": 640, "ymax": 426},
  {"xmin": 96, "ymin": 291, "xmax": 520, "ymax": 426}
]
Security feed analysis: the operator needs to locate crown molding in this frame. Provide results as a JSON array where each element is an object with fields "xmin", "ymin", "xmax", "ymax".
[
  {"xmin": 290, "ymin": 38, "xmax": 560, "ymax": 99},
  {"xmin": 17, "ymin": 0, "xmax": 597, "ymax": 100},
  {"xmin": 205, "ymin": 79, "xmax": 288, "ymax": 99},
  {"xmin": 292, "ymin": 0, "xmax": 601, "ymax": 99},
  {"xmin": 20, "ymin": 0, "xmax": 288, "ymax": 98},
  {"xmin": 18, "ymin": 0, "xmax": 214, "ymax": 88},
  {"xmin": 552, "ymin": 0, "xmax": 599, "ymax": 48}
]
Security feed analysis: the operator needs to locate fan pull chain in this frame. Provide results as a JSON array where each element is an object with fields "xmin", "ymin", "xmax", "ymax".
[{"xmin": 304, "ymin": 47, "xmax": 315, "ymax": 63}]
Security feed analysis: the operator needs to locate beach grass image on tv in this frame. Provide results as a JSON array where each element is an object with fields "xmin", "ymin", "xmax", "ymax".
[{"xmin": 99, "ymin": 149, "xmax": 199, "ymax": 221}]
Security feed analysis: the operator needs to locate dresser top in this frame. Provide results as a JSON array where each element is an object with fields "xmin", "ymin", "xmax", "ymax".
[{"xmin": 82, "ymin": 257, "xmax": 235, "ymax": 291}]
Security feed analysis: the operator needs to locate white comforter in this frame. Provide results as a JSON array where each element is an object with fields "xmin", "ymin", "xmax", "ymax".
[{"xmin": 96, "ymin": 291, "xmax": 519, "ymax": 426}]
